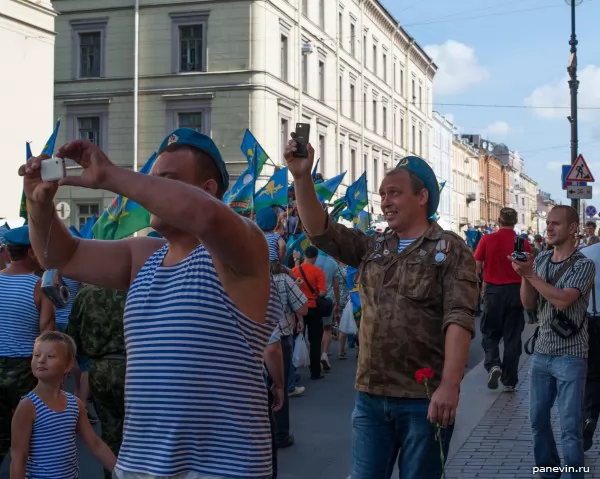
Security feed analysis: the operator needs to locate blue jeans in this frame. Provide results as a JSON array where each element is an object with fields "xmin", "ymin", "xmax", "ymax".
[
  {"xmin": 530, "ymin": 353, "xmax": 587, "ymax": 479},
  {"xmin": 350, "ymin": 392, "xmax": 453, "ymax": 479}
]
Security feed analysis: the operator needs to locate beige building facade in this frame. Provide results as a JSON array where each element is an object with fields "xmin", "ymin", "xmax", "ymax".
[
  {"xmin": 451, "ymin": 137, "xmax": 480, "ymax": 233},
  {"xmin": 51, "ymin": 0, "xmax": 435, "ymax": 228},
  {"xmin": 522, "ymin": 174, "xmax": 538, "ymax": 234},
  {"xmin": 1, "ymin": 0, "xmax": 57, "ymax": 219}
]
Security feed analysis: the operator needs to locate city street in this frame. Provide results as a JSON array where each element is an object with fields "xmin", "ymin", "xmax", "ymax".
[
  {"xmin": 0, "ymin": 317, "xmax": 483, "ymax": 479},
  {"xmin": 6, "ymin": 317, "xmax": 600, "ymax": 478}
]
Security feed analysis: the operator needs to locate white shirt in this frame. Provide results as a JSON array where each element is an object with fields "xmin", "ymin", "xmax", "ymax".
[{"xmin": 581, "ymin": 242, "xmax": 600, "ymax": 315}]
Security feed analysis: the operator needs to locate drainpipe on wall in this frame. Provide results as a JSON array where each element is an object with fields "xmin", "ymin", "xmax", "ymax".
[{"xmin": 133, "ymin": 0, "xmax": 140, "ymax": 173}]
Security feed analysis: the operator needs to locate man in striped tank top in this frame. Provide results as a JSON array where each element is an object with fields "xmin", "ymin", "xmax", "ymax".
[
  {"xmin": 0, "ymin": 226, "xmax": 55, "ymax": 465},
  {"xmin": 21, "ymin": 128, "xmax": 281, "ymax": 479}
]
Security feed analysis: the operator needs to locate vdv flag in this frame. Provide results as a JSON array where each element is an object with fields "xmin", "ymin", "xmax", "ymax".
[
  {"xmin": 346, "ymin": 266, "xmax": 361, "ymax": 321},
  {"xmin": 92, "ymin": 152, "xmax": 158, "ymax": 240},
  {"xmin": 345, "ymin": 172, "xmax": 368, "ymax": 214},
  {"xmin": 240, "ymin": 129, "xmax": 269, "ymax": 176},
  {"xmin": 224, "ymin": 166, "xmax": 256, "ymax": 213},
  {"xmin": 254, "ymin": 167, "xmax": 288, "ymax": 212},
  {"xmin": 315, "ymin": 171, "xmax": 346, "ymax": 202},
  {"xmin": 42, "ymin": 120, "xmax": 60, "ymax": 157}
]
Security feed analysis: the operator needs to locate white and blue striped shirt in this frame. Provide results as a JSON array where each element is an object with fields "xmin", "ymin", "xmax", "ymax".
[
  {"xmin": 265, "ymin": 233, "xmax": 281, "ymax": 262},
  {"xmin": 0, "ymin": 273, "xmax": 40, "ymax": 357},
  {"xmin": 117, "ymin": 244, "xmax": 280, "ymax": 478},
  {"xmin": 398, "ymin": 239, "xmax": 416, "ymax": 252},
  {"xmin": 54, "ymin": 278, "xmax": 82, "ymax": 329},
  {"xmin": 25, "ymin": 391, "xmax": 79, "ymax": 479}
]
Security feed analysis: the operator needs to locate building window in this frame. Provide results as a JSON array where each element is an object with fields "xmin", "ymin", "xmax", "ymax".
[
  {"xmin": 349, "ymin": 83, "xmax": 356, "ymax": 120},
  {"xmin": 411, "ymin": 79, "xmax": 416, "ymax": 103},
  {"xmin": 419, "ymin": 129, "xmax": 423, "ymax": 155},
  {"xmin": 70, "ymin": 19, "xmax": 107, "ymax": 79},
  {"xmin": 351, "ymin": 148, "xmax": 357, "ymax": 181},
  {"xmin": 400, "ymin": 67, "xmax": 404, "ymax": 97},
  {"xmin": 522, "ymin": 197, "xmax": 525, "ymax": 206},
  {"xmin": 165, "ymin": 99, "xmax": 212, "ymax": 135},
  {"xmin": 302, "ymin": 54, "xmax": 308, "ymax": 93},
  {"xmin": 302, "ymin": 0, "xmax": 307, "ymax": 16},
  {"xmin": 318, "ymin": 134, "xmax": 326, "ymax": 169},
  {"xmin": 338, "ymin": 12, "xmax": 343, "ymax": 47},
  {"xmin": 178, "ymin": 112, "xmax": 203, "ymax": 132},
  {"xmin": 382, "ymin": 53, "xmax": 387, "ymax": 82},
  {"xmin": 400, "ymin": 117, "xmax": 404, "ymax": 147},
  {"xmin": 79, "ymin": 32, "xmax": 102, "ymax": 77},
  {"xmin": 77, "ymin": 204, "xmax": 100, "ymax": 230},
  {"xmin": 382, "ymin": 106, "xmax": 387, "ymax": 138},
  {"xmin": 374, "ymin": 157, "xmax": 379, "ymax": 187},
  {"xmin": 412, "ymin": 125, "xmax": 416, "ymax": 152},
  {"xmin": 393, "ymin": 62, "xmax": 397, "ymax": 90},
  {"xmin": 319, "ymin": 0, "xmax": 325, "ymax": 28},
  {"xmin": 339, "ymin": 143, "xmax": 344, "ymax": 171},
  {"xmin": 77, "ymin": 117, "xmax": 101, "ymax": 145},
  {"xmin": 372, "ymin": 99, "xmax": 377, "ymax": 132},
  {"xmin": 280, "ymin": 118, "xmax": 289, "ymax": 160},
  {"xmin": 372, "ymin": 44, "xmax": 377, "ymax": 72},
  {"xmin": 318, "ymin": 60, "xmax": 325, "ymax": 101},
  {"xmin": 419, "ymin": 85, "xmax": 422, "ymax": 110},
  {"xmin": 363, "ymin": 34, "xmax": 367, "ymax": 64},
  {"xmin": 171, "ymin": 13, "xmax": 209, "ymax": 73},
  {"xmin": 350, "ymin": 23, "xmax": 356, "ymax": 57},
  {"xmin": 393, "ymin": 110, "xmax": 397, "ymax": 142},
  {"xmin": 339, "ymin": 75, "xmax": 343, "ymax": 107},
  {"xmin": 280, "ymin": 34, "xmax": 289, "ymax": 82},
  {"xmin": 522, "ymin": 213, "xmax": 525, "ymax": 224}
]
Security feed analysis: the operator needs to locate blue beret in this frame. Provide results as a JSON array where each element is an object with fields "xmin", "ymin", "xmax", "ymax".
[
  {"xmin": 3, "ymin": 225, "xmax": 30, "ymax": 246},
  {"xmin": 395, "ymin": 156, "xmax": 440, "ymax": 218},
  {"xmin": 158, "ymin": 128, "xmax": 229, "ymax": 192},
  {"xmin": 255, "ymin": 208, "xmax": 277, "ymax": 232},
  {"xmin": 147, "ymin": 231, "xmax": 163, "ymax": 238}
]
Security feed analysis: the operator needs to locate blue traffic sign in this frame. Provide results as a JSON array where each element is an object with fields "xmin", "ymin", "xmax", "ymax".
[
  {"xmin": 563, "ymin": 164, "xmax": 587, "ymax": 189},
  {"xmin": 586, "ymin": 206, "xmax": 597, "ymax": 217}
]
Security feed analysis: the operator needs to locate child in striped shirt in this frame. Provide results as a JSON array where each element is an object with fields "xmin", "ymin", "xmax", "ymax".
[{"xmin": 10, "ymin": 331, "xmax": 116, "ymax": 479}]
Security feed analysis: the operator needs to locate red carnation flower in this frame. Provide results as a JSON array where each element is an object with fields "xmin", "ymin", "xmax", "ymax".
[{"xmin": 415, "ymin": 368, "xmax": 435, "ymax": 384}]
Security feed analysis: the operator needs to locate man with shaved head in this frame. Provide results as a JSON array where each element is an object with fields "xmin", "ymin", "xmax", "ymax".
[{"xmin": 512, "ymin": 205, "xmax": 595, "ymax": 478}]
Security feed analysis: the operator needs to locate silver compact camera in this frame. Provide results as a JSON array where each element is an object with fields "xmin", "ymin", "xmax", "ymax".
[
  {"xmin": 41, "ymin": 269, "xmax": 70, "ymax": 309},
  {"xmin": 40, "ymin": 157, "xmax": 66, "ymax": 182}
]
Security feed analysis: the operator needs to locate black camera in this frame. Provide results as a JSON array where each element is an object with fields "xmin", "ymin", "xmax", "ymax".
[{"xmin": 511, "ymin": 236, "xmax": 527, "ymax": 262}]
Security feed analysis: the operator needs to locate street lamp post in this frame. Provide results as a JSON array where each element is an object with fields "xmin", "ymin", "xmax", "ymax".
[{"xmin": 566, "ymin": 0, "xmax": 582, "ymax": 212}]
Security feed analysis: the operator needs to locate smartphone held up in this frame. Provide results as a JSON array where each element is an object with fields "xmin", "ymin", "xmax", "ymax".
[
  {"xmin": 40, "ymin": 157, "xmax": 66, "ymax": 183},
  {"xmin": 294, "ymin": 123, "xmax": 310, "ymax": 158}
]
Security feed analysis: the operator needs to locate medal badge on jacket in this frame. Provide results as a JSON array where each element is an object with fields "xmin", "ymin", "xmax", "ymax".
[{"xmin": 434, "ymin": 239, "xmax": 450, "ymax": 264}]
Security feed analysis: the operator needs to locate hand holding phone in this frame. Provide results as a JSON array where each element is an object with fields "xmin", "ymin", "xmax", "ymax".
[{"xmin": 511, "ymin": 237, "xmax": 527, "ymax": 262}]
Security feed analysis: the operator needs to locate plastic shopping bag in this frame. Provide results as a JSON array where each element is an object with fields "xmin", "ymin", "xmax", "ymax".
[
  {"xmin": 293, "ymin": 334, "xmax": 310, "ymax": 368},
  {"xmin": 339, "ymin": 301, "xmax": 358, "ymax": 335}
]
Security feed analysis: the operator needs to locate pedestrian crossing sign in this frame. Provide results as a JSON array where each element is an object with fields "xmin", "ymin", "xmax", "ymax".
[{"xmin": 566, "ymin": 154, "xmax": 595, "ymax": 183}]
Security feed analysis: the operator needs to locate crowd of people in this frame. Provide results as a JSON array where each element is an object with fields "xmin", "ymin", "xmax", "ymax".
[{"xmin": 0, "ymin": 125, "xmax": 599, "ymax": 479}]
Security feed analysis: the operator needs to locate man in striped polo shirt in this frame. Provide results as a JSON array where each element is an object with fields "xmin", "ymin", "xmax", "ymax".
[
  {"xmin": 21, "ymin": 129, "xmax": 280, "ymax": 479},
  {"xmin": 513, "ymin": 205, "xmax": 595, "ymax": 478}
]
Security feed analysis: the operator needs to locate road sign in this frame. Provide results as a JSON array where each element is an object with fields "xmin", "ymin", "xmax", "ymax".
[
  {"xmin": 586, "ymin": 205, "xmax": 597, "ymax": 217},
  {"xmin": 567, "ymin": 185, "xmax": 593, "ymax": 200},
  {"xmin": 55, "ymin": 202, "xmax": 71, "ymax": 220},
  {"xmin": 566, "ymin": 154, "xmax": 595, "ymax": 183},
  {"xmin": 562, "ymin": 164, "xmax": 586, "ymax": 189}
]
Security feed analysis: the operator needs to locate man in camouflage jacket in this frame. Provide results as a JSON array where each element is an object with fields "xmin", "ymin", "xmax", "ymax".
[
  {"xmin": 67, "ymin": 285, "xmax": 126, "ymax": 479},
  {"xmin": 284, "ymin": 137, "xmax": 478, "ymax": 479}
]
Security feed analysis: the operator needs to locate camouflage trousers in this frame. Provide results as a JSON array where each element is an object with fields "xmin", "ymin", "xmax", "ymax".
[
  {"xmin": 89, "ymin": 358, "xmax": 126, "ymax": 478},
  {"xmin": 0, "ymin": 357, "xmax": 36, "ymax": 463}
]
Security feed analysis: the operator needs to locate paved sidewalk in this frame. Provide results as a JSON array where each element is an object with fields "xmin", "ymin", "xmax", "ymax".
[{"xmin": 446, "ymin": 352, "xmax": 600, "ymax": 478}]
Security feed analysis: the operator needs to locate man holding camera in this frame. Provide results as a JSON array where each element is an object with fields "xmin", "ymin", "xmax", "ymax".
[
  {"xmin": 474, "ymin": 207, "xmax": 531, "ymax": 392},
  {"xmin": 512, "ymin": 205, "xmax": 595, "ymax": 478}
]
